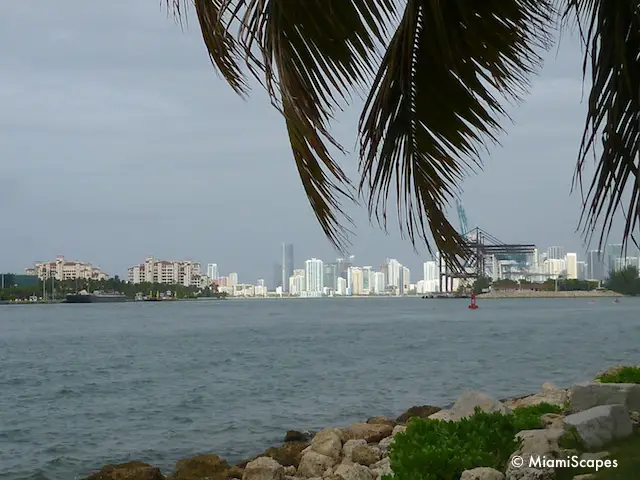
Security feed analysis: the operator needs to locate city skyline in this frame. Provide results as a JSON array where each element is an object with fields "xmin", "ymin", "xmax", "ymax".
[
  {"xmin": 13, "ymin": 241, "xmax": 640, "ymax": 295},
  {"xmin": 10, "ymin": 240, "xmax": 640, "ymax": 287}
]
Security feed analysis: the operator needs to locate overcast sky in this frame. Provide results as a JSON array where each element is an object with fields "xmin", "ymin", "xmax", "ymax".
[{"xmin": 0, "ymin": 2, "xmax": 632, "ymax": 282}]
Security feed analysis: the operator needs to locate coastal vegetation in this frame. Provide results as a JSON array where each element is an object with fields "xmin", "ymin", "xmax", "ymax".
[
  {"xmin": 596, "ymin": 366, "xmax": 640, "ymax": 384},
  {"xmin": 385, "ymin": 403, "xmax": 562, "ymax": 480},
  {"xmin": 167, "ymin": 1, "xmax": 640, "ymax": 269},
  {"xmin": 604, "ymin": 266, "xmax": 640, "ymax": 296},
  {"xmin": 0, "ymin": 276, "xmax": 226, "ymax": 301}
]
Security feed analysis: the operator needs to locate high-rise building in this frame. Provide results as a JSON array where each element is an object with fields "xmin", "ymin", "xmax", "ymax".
[
  {"xmin": 385, "ymin": 259, "xmax": 401, "ymax": 289},
  {"xmin": 577, "ymin": 261, "xmax": 587, "ymax": 281},
  {"xmin": 229, "ymin": 272, "xmax": 238, "ymax": 286},
  {"xmin": 587, "ymin": 250, "xmax": 605, "ymax": 281},
  {"xmin": 27, "ymin": 256, "xmax": 108, "ymax": 281},
  {"xmin": 349, "ymin": 267, "xmax": 363, "ymax": 295},
  {"xmin": 282, "ymin": 243, "xmax": 294, "ymax": 293},
  {"xmin": 290, "ymin": 269, "xmax": 305, "ymax": 295},
  {"xmin": 423, "ymin": 260, "xmax": 439, "ymax": 293},
  {"xmin": 273, "ymin": 263, "xmax": 282, "ymax": 290},
  {"xmin": 362, "ymin": 266, "xmax": 373, "ymax": 293},
  {"xmin": 127, "ymin": 257, "xmax": 201, "ymax": 286},
  {"xmin": 373, "ymin": 271, "xmax": 385, "ymax": 294},
  {"xmin": 207, "ymin": 263, "xmax": 219, "ymax": 281},
  {"xmin": 336, "ymin": 277, "xmax": 347, "ymax": 296},
  {"xmin": 565, "ymin": 253, "xmax": 578, "ymax": 279},
  {"xmin": 323, "ymin": 262, "xmax": 338, "ymax": 291},
  {"xmin": 402, "ymin": 266, "xmax": 410, "ymax": 294},
  {"xmin": 605, "ymin": 244, "xmax": 623, "ymax": 273},
  {"xmin": 304, "ymin": 258, "xmax": 323, "ymax": 297},
  {"xmin": 547, "ymin": 246, "xmax": 565, "ymax": 260}
]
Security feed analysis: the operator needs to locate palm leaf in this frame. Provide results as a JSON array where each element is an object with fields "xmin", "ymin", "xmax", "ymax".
[
  {"xmin": 358, "ymin": 0, "xmax": 552, "ymax": 268},
  {"xmin": 565, "ymin": 0, "xmax": 640, "ymax": 256}
]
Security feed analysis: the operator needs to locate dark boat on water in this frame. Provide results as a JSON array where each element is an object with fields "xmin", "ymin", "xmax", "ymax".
[{"xmin": 65, "ymin": 290, "xmax": 127, "ymax": 303}]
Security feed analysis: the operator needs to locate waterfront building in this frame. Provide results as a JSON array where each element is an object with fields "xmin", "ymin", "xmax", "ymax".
[
  {"xmin": 26, "ymin": 256, "xmax": 108, "ymax": 281},
  {"xmin": 229, "ymin": 272, "xmax": 239, "ymax": 287},
  {"xmin": 565, "ymin": 253, "xmax": 578, "ymax": 279},
  {"xmin": 547, "ymin": 246, "xmax": 565, "ymax": 261},
  {"xmin": 206, "ymin": 263, "xmax": 219, "ymax": 281},
  {"xmin": 289, "ymin": 269, "xmax": 305, "ymax": 296},
  {"xmin": 336, "ymin": 277, "xmax": 347, "ymax": 296},
  {"xmin": 587, "ymin": 250, "xmax": 605, "ymax": 281},
  {"xmin": 304, "ymin": 258, "xmax": 323, "ymax": 297},
  {"xmin": 127, "ymin": 256, "xmax": 201, "ymax": 287},
  {"xmin": 282, "ymin": 243, "xmax": 294, "ymax": 293},
  {"xmin": 349, "ymin": 267, "xmax": 364, "ymax": 295},
  {"xmin": 372, "ymin": 271, "xmax": 385, "ymax": 294}
]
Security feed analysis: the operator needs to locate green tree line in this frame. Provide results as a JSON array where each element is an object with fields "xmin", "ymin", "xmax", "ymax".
[
  {"xmin": 472, "ymin": 271, "xmax": 639, "ymax": 295},
  {"xmin": 0, "ymin": 276, "xmax": 227, "ymax": 301}
]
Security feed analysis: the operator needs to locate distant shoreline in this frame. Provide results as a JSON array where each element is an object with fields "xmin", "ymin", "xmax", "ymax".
[{"xmin": 477, "ymin": 290, "xmax": 622, "ymax": 299}]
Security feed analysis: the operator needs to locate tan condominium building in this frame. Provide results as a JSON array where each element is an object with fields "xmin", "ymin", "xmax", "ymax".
[
  {"xmin": 127, "ymin": 256, "xmax": 202, "ymax": 287},
  {"xmin": 25, "ymin": 256, "xmax": 108, "ymax": 281}
]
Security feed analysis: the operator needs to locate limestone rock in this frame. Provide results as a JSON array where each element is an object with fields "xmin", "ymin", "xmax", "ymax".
[
  {"xmin": 341, "ymin": 439, "xmax": 367, "ymax": 465},
  {"xmin": 460, "ymin": 467, "xmax": 505, "ymax": 480},
  {"xmin": 505, "ymin": 452, "xmax": 554, "ymax": 480},
  {"xmin": 563, "ymin": 404, "xmax": 633, "ymax": 450},
  {"xmin": 395, "ymin": 405, "xmax": 441, "ymax": 424},
  {"xmin": 310, "ymin": 429, "xmax": 342, "ymax": 460},
  {"xmin": 242, "ymin": 457, "xmax": 284, "ymax": 480},
  {"xmin": 83, "ymin": 461, "xmax": 165, "ymax": 480},
  {"xmin": 540, "ymin": 413, "xmax": 564, "ymax": 429},
  {"xmin": 284, "ymin": 430, "xmax": 312, "ymax": 443},
  {"xmin": 515, "ymin": 428, "xmax": 564, "ymax": 457},
  {"xmin": 429, "ymin": 391, "xmax": 509, "ymax": 422},
  {"xmin": 391, "ymin": 425, "xmax": 406, "ymax": 437},
  {"xmin": 579, "ymin": 451, "xmax": 609, "ymax": 462},
  {"xmin": 173, "ymin": 454, "xmax": 236, "ymax": 480},
  {"xmin": 569, "ymin": 382, "xmax": 640, "ymax": 412},
  {"xmin": 296, "ymin": 451, "xmax": 335, "ymax": 478},
  {"xmin": 332, "ymin": 463, "xmax": 375, "ymax": 480},
  {"xmin": 506, "ymin": 384, "xmax": 568, "ymax": 409},
  {"xmin": 346, "ymin": 423, "xmax": 392, "ymax": 443},
  {"xmin": 370, "ymin": 457, "xmax": 392, "ymax": 479},
  {"xmin": 283, "ymin": 465, "xmax": 295, "ymax": 476},
  {"xmin": 366, "ymin": 416, "xmax": 396, "ymax": 427},
  {"xmin": 377, "ymin": 436, "xmax": 393, "ymax": 455},
  {"xmin": 351, "ymin": 444, "xmax": 381, "ymax": 466},
  {"xmin": 249, "ymin": 443, "xmax": 308, "ymax": 468}
]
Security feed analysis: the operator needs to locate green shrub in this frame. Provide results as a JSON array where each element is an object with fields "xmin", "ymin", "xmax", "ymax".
[
  {"xmin": 597, "ymin": 366, "xmax": 640, "ymax": 384},
  {"xmin": 385, "ymin": 403, "xmax": 562, "ymax": 480}
]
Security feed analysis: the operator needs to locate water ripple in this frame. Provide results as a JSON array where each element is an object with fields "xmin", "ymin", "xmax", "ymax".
[{"xmin": 0, "ymin": 298, "xmax": 639, "ymax": 479}]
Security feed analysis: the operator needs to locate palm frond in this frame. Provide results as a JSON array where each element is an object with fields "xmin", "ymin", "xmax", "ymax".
[
  {"xmin": 358, "ymin": 0, "xmax": 553, "ymax": 268},
  {"xmin": 565, "ymin": 0, "xmax": 640, "ymax": 256},
  {"xmin": 168, "ymin": 0, "xmax": 398, "ymax": 250}
]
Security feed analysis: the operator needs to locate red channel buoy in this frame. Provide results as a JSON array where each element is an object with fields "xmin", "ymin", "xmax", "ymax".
[{"xmin": 469, "ymin": 292, "xmax": 479, "ymax": 310}]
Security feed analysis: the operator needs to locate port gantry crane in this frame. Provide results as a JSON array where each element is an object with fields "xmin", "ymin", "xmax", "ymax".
[{"xmin": 438, "ymin": 201, "xmax": 537, "ymax": 292}]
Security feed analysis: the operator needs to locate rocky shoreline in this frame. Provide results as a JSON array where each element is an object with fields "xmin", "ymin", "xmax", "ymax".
[{"xmin": 85, "ymin": 366, "xmax": 639, "ymax": 480}]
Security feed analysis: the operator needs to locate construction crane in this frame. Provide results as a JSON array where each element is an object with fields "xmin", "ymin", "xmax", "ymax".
[{"xmin": 456, "ymin": 200, "xmax": 469, "ymax": 236}]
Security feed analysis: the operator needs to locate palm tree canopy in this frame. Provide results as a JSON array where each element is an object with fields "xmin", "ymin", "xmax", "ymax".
[{"xmin": 168, "ymin": 0, "xmax": 640, "ymax": 266}]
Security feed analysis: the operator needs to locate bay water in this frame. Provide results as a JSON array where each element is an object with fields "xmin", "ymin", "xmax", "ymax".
[{"xmin": 1, "ymin": 297, "xmax": 639, "ymax": 479}]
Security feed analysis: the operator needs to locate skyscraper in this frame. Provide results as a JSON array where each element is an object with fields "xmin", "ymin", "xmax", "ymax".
[
  {"xmin": 565, "ymin": 253, "xmax": 578, "ymax": 279},
  {"xmin": 207, "ymin": 263, "xmax": 218, "ymax": 281},
  {"xmin": 547, "ymin": 246, "xmax": 565, "ymax": 260},
  {"xmin": 282, "ymin": 243, "xmax": 294, "ymax": 293},
  {"xmin": 273, "ymin": 263, "xmax": 282, "ymax": 290},
  {"xmin": 587, "ymin": 250, "xmax": 605, "ymax": 281},
  {"xmin": 323, "ymin": 262, "xmax": 338, "ymax": 291},
  {"xmin": 305, "ymin": 258, "xmax": 323, "ymax": 297}
]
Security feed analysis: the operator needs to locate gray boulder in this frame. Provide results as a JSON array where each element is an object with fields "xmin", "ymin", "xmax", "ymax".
[
  {"xmin": 569, "ymin": 382, "xmax": 640, "ymax": 412},
  {"xmin": 563, "ymin": 404, "xmax": 633, "ymax": 450}
]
